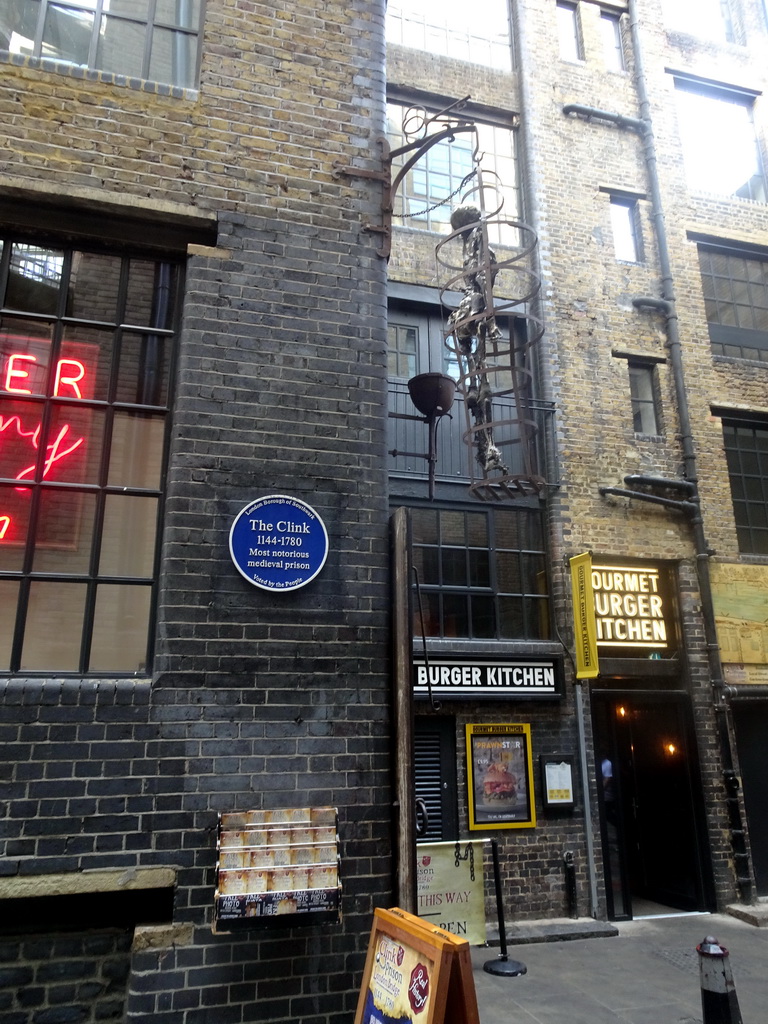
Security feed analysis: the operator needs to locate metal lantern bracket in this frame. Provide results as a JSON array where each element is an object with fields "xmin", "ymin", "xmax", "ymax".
[{"xmin": 389, "ymin": 372, "xmax": 457, "ymax": 501}]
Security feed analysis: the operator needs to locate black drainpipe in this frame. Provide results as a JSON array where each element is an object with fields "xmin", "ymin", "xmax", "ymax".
[{"xmin": 563, "ymin": 0, "xmax": 753, "ymax": 903}]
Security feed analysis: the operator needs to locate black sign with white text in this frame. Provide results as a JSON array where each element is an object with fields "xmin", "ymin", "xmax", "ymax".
[{"xmin": 413, "ymin": 659, "xmax": 562, "ymax": 700}]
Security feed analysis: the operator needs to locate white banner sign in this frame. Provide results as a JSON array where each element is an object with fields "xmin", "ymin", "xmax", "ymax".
[{"xmin": 416, "ymin": 840, "xmax": 487, "ymax": 945}]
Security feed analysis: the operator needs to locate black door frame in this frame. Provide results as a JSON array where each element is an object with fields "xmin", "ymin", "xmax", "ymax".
[{"xmin": 592, "ymin": 689, "xmax": 715, "ymax": 920}]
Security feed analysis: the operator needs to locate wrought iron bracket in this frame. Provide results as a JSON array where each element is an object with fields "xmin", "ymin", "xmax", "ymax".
[{"xmin": 332, "ymin": 98, "xmax": 477, "ymax": 259}]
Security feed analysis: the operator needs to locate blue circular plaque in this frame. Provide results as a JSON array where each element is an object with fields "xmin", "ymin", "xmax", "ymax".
[{"xmin": 229, "ymin": 495, "xmax": 329, "ymax": 592}]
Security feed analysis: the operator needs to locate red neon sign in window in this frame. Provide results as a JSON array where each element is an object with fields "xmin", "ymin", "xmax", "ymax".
[
  {"xmin": 1, "ymin": 338, "xmax": 97, "ymax": 548},
  {"xmin": 4, "ymin": 353, "xmax": 86, "ymax": 399}
]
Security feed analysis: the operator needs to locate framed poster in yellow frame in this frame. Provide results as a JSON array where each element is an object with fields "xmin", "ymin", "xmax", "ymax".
[{"xmin": 465, "ymin": 723, "xmax": 536, "ymax": 830}]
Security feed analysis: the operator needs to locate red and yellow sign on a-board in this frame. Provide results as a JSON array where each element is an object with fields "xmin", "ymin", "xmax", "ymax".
[{"xmin": 355, "ymin": 907, "xmax": 480, "ymax": 1024}]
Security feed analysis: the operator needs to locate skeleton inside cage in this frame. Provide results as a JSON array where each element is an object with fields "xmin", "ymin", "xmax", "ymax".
[{"xmin": 437, "ymin": 174, "xmax": 546, "ymax": 500}]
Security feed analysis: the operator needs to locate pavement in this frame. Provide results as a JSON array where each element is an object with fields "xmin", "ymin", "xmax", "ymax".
[{"xmin": 470, "ymin": 907, "xmax": 768, "ymax": 1023}]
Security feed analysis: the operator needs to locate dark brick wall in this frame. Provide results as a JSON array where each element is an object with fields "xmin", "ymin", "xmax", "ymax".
[
  {"xmin": 0, "ymin": 929, "xmax": 131, "ymax": 1024},
  {"xmin": 125, "ymin": 924, "xmax": 368, "ymax": 1022},
  {"xmin": 0, "ymin": 681, "xmax": 156, "ymax": 875},
  {"xmin": 0, "ymin": 666, "xmax": 391, "ymax": 1022},
  {"xmin": 0, "ymin": 0, "xmax": 392, "ymax": 1016},
  {"xmin": 0, "ymin": 210, "xmax": 391, "ymax": 1020}
]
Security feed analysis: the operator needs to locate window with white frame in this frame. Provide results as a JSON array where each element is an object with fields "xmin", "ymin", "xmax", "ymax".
[
  {"xmin": 0, "ymin": 0, "xmax": 202, "ymax": 88},
  {"xmin": 387, "ymin": 103, "xmax": 519, "ymax": 242},
  {"xmin": 698, "ymin": 244, "xmax": 768, "ymax": 361},
  {"xmin": 674, "ymin": 80, "xmax": 765, "ymax": 202},
  {"xmin": 600, "ymin": 10, "xmax": 625, "ymax": 71},
  {"xmin": 664, "ymin": 0, "xmax": 736, "ymax": 42},
  {"xmin": 385, "ymin": 0, "xmax": 511, "ymax": 70},
  {"xmin": 0, "ymin": 236, "xmax": 181, "ymax": 674},
  {"xmin": 609, "ymin": 197, "xmax": 642, "ymax": 262},
  {"xmin": 556, "ymin": 2, "xmax": 582, "ymax": 61}
]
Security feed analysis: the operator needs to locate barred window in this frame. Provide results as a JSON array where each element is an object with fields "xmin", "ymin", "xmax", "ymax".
[
  {"xmin": 0, "ymin": 237, "xmax": 181, "ymax": 674},
  {"xmin": 0, "ymin": 0, "xmax": 202, "ymax": 89}
]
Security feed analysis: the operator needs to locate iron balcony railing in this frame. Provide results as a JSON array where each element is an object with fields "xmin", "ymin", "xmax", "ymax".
[{"xmin": 388, "ymin": 380, "xmax": 555, "ymax": 491}]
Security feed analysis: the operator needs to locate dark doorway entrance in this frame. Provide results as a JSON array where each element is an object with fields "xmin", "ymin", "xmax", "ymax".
[
  {"xmin": 731, "ymin": 702, "xmax": 768, "ymax": 896},
  {"xmin": 592, "ymin": 691, "xmax": 714, "ymax": 920}
]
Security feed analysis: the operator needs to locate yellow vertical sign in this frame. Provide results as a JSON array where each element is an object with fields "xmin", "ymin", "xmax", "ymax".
[{"xmin": 570, "ymin": 553, "xmax": 599, "ymax": 679}]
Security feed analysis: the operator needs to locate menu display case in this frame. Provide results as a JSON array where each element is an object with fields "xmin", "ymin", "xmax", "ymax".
[{"xmin": 214, "ymin": 807, "xmax": 341, "ymax": 931}]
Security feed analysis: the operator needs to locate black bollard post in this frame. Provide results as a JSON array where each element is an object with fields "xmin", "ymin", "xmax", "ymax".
[
  {"xmin": 483, "ymin": 838, "xmax": 527, "ymax": 977},
  {"xmin": 564, "ymin": 850, "xmax": 577, "ymax": 919},
  {"xmin": 697, "ymin": 936, "xmax": 743, "ymax": 1024}
]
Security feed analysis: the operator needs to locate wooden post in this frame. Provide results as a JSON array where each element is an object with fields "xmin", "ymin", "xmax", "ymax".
[{"xmin": 391, "ymin": 507, "xmax": 417, "ymax": 912}]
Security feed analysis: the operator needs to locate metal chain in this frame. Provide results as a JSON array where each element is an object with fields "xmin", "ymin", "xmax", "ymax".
[{"xmin": 400, "ymin": 170, "xmax": 477, "ymax": 219}]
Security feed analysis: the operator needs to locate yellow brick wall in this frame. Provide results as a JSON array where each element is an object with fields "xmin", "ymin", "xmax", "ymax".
[
  {"xmin": 0, "ymin": 0, "xmax": 383, "ymax": 220},
  {"xmin": 387, "ymin": 0, "xmax": 768, "ymax": 567}
]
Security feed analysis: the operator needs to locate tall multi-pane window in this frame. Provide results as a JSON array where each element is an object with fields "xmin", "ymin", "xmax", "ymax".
[
  {"xmin": 698, "ymin": 245, "xmax": 768, "ymax": 360},
  {"xmin": 721, "ymin": 417, "xmax": 768, "ymax": 555},
  {"xmin": 0, "ymin": 237, "xmax": 180, "ymax": 673},
  {"xmin": 387, "ymin": 104, "xmax": 519, "ymax": 242},
  {"xmin": 600, "ymin": 10, "xmax": 625, "ymax": 70},
  {"xmin": 385, "ymin": 0, "xmax": 511, "ymax": 70},
  {"xmin": 674, "ymin": 81, "xmax": 765, "ymax": 202},
  {"xmin": 556, "ymin": 2, "xmax": 582, "ymax": 61},
  {"xmin": 664, "ymin": 0, "xmax": 736, "ymax": 42},
  {"xmin": 609, "ymin": 197, "xmax": 642, "ymax": 262},
  {"xmin": 409, "ymin": 504, "xmax": 549, "ymax": 641},
  {"xmin": 0, "ymin": 0, "xmax": 202, "ymax": 88}
]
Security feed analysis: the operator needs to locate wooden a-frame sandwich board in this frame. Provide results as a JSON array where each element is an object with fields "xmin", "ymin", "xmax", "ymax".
[{"xmin": 354, "ymin": 906, "xmax": 480, "ymax": 1024}]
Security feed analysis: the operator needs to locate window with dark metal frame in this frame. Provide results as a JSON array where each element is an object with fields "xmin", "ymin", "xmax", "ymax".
[
  {"xmin": 698, "ymin": 245, "xmax": 768, "ymax": 361},
  {"xmin": 409, "ymin": 503, "xmax": 549, "ymax": 641},
  {"xmin": 0, "ymin": 237, "xmax": 181, "ymax": 674},
  {"xmin": 387, "ymin": 302, "xmax": 537, "ymax": 483},
  {"xmin": 721, "ymin": 416, "xmax": 768, "ymax": 555},
  {"xmin": 0, "ymin": 0, "xmax": 202, "ymax": 89}
]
